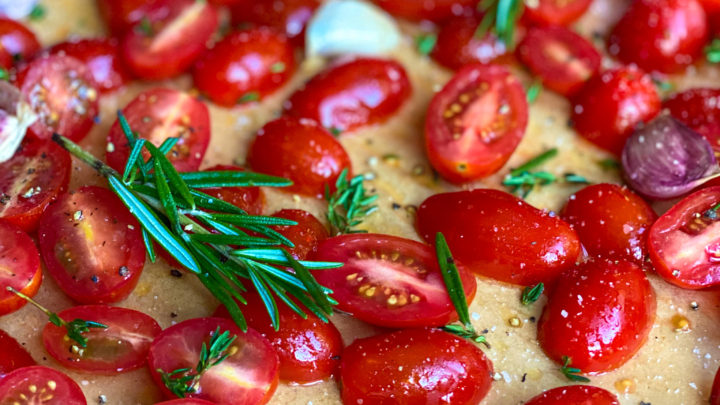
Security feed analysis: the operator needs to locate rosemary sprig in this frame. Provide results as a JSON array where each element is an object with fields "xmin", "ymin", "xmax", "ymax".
[
  {"xmin": 6, "ymin": 287, "xmax": 107, "ymax": 348},
  {"xmin": 706, "ymin": 38, "xmax": 720, "ymax": 64},
  {"xmin": 561, "ymin": 355, "xmax": 591, "ymax": 382},
  {"xmin": 477, "ymin": 0, "xmax": 523, "ymax": 47},
  {"xmin": 503, "ymin": 149, "xmax": 590, "ymax": 197},
  {"xmin": 520, "ymin": 283, "xmax": 544, "ymax": 306},
  {"xmin": 325, "ymin": 169, "xmax": 378, "ymax": 235}
]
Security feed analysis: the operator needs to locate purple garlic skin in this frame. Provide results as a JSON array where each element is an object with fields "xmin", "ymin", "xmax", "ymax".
[{"xmin": 0, "ymin": 80, "xmax": 37, "ymax": 163}]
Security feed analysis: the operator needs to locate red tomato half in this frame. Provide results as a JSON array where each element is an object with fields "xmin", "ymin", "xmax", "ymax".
[
  {"xmin": 42, "ymin": 305, "xmax": 161, "ymax": 374},
  {"xmin": 0, "ymin": 140, "xmax": 71, "ymax": 232},
  {"xmin": 522, "ymin": 0, "xmax": 593, "ymax": 26},
  {"xmin": 0, "ymin": 330, "xmax": 35, "ymax": 378},
  {"xmin": 425, "ymin": 64, "xmax": 528, "ymax": 183},
  {"xmin": 538, "ymin": 260, "xmax": 656, "ymax": 374},
  {"xmin": 417, "ymin": 189, "xmax": 581, "ymax": 286},
  {"xmin": 38, "ymin": 186, "xmax": 146, "ymax": 304},
  {"xmin": 285, "ymin": 58, "xmax": 411, "ymax": 133},
  {"xmin": 0, "ymin": 366, "xmax": 85, "ymax": 404},
  {"xmin": 664, "ymin": 88, "xmax": 720, "ymax": 154},
  {"xmin": 341, "ymin": 328, "xmax": 493, "ymax": 405},
  {"xmin": 311, "ymin": 234, "xmax": 477, "ymax": 328},
  {"xmin": 106, "ymin": 88, "xmax": 211, "ymax": 173},
  {"xmin": 371, "ymin": 0, "xmax": 477, "ymax": 21},
  {"xmin": 229, "ymin": 0, "xmax": 321, "ymax": 46},
  {"xmin": 431, "ymin": 15, "xmax": 510, "ymax": 70},
  {"xmin": 712, "ymin": 366, "xmax": 720, "ymax": 405},
  {"xmin": 525, "ymin": 385, "xmax": 620, "ymax": 405},
  {"xmin": 0, "ymin": 18, "xmax": 40, "ymax": 68},
  {"xmin": 148, "ymin": 317, "xmax": 279, "ymax": 404},
  {"xmin": 271, "ymin": 209, "xmax": 328, "ymax": 260},
  {"xmin": 96, "ymin": 0, "xmax": 168, "ymax": 35},
  {"xmin": 0, "ymin": 221, "xmax": 41, "ymax": 316},
  {"xmin": 200, "ymin": 165, "xmax": 265, "ymax": 216},
  {"xmin": 49, "ymin": 38, "xmax": 131, "ymax": 94}
]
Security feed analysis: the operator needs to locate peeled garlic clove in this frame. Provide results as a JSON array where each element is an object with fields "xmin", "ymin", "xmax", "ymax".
[
  {"xmin": 0, "ymin": 0, "xmax": 40, "ymax": 19},
  {"xmin": 0, "ymin": 81, "xmax": 37, "ymax": 163}
]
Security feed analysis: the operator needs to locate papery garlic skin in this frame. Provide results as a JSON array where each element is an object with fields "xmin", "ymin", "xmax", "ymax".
[{"xmin": 0, "ymin": 82, "xmax": 37, "ymax": 163}]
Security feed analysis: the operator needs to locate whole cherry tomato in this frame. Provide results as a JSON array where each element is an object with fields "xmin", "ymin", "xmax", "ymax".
[
  {"xmin": 0, "ymin": 330, "xmax": 35, "ymax": 378},
  {"xmin": 229, "ymin": 0, "xmax": 321, "ymax": 46},
  {"xmin": 96, "ymin": 0, "xmax": 168, "ymax": 35},
  {"xmin": 0, "ymin": 18, "xmax": 40, "ymax": 68},
  {"xmin": 524, "ymin": 385, "xmax": 620, "ymax": 405},
  {"xmin": 371, "ymin": 0, "xmax": 477, "ymax": 22},
  {"xmin": 522, "ymin": 0, "xmax": 593, "ymax": 26},
  {"xmin": 431, "ymin": 15, "xmax": 509, "ymax": 70},
  {"xmin": 0, "ymin": 366, "xmax": 85, "ymax": 404},
  {"xmin": 49, "ymin": 38, "xmax": 131, "ymax": 93},
  {"xmin": 270, "ymin": 209, "xmax": 328, "ymax": 259},
  {"xmin": 200, "ymin": 165, "xmax": 265, "ymax": 216},
  {"xmin": 664, "ymin": 88, "xmax": 720, "ymax": 154},
  {"xmin": 0, "ymin": 220, "xmax": 41, "ymax": 316}
]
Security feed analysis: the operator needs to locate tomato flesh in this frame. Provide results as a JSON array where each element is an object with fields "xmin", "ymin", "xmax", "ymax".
[
  {"xmin": 0, "ymin": 18, "xmax": 40, "ymax": 68},
  {"xmin": 0, "ymin": 366, "xmax": 86, "ymax": 405},
  {"xmin": 524, "ymin": 385, "xmax": 620, "ymax": 405},
  {"xmin": 271, "ymin": 209, "xmax": 328, "ymax": 260},
  {"xmin": 0, "ymin": 220, "xmax": 41, "ymax": 316},
  {"xmin": 522, "ymin": 0, "xmax": 593, "ymax": 26},
  {"xmin": 229, "ymin": 0, "xmax": 320, "ymax": 46},
  {"xmin": 49, "ymin": 38, "xmax": 131, "ymax": 93},
  {"xmin": 0, "ymin": 330, "xmax": 35, "ymax": 378},
  {"xmin": 664, "ymin": 88, "xmax": 720, "ymax": 155},
  {"xmin": 431, "ymin": 15, "xmax": 510, "ymax": 70}
]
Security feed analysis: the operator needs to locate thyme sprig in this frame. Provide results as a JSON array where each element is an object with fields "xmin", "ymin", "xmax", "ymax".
[
  {"xmin": 325, "ymin": 169, "xmax": 378, "ymax": 235},
  {"xmin": 561, "ymin": 355, "xmax": 591, "ymax": 382},
  {"xmin": 706, "ymin": 38, "xmax": 720, "ymax": 64},
  {"xmin": 476, "ymin": 0, "xmax": 523, "ymax": 47},
  {"xmin": 520, "ymin": 283, "xmax": 544, "ymax": 306},
  {"xmin": 503, "ymin": 148, "xmax": 589, "ymax": 198}
]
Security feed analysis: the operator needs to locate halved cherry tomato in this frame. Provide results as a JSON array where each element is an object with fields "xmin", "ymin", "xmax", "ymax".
[
  {"xmin": 711, "ymin": 366, "xmax": 720, "ymax": 405},
  {"xmin": 0, "ymin": 220, "xmax": 41, "ymax": 316},
  {"xmin": 371, "ymin": 0, "xmax": 477, "ymax": 22},
  {"xmin": 608, "ymin": 0, "xmax": 708, "ymax": 73},
  {"xmin": 214, "ymin": 291, "xmax": 342, "ymax": 384},
  {"xmin": 271, "ymin": 209, "xmax": 328, "ymax": 259},
  {"xmin": 121, "ymin": 0, "xmax": 218, "ymax": 79},
  {"xmin": 311, "ymin": 234, "xmax": 477, "ymax": 328},
  {"xmin": 42, "ymin": 305, "xmax": 161, "ymax": 374},
  {"xmin": 247, "ymin": 116, "xmax": 351, "ymax": 198},
  {"xmin": 106, "ymin": 88, "xmax": 211, "ymax": 173},
  {"xmin": 0, "ymin": 330, "xmax": 35, "ymax": 378},
  {"xmin": 0, "ymin": 140, "xmax": 71, "ymax": 232},
  {"xmin": 49, "ymin": 38, "xmax": 131, "ymax": 94},
  {"xmin": 516, "ymin": 25, "xmax": 601, "ymax": 97},
  {"xmin": 0, "ymin": 18, "xmax": 40, "ymax": 68},
  {"xmin": 538, "ymin": 260, "xmax": 656, "ymax": 374},
  {"xmin": 416, "ymin": 189, "xmax": 581, "ymax": 286},
  {"xmin": 561, "ymin": 183, "xmax": 657, "ymax": 264},
  {"xmin": 431, "ymin": 15, "xmax": 510, "ymax": 70},
  {"xmin": 148, "ymin": 317, "xmax": 279, "ymax": 404},
  {"xmin": 285, "ymin": 58, "xmax": 411, "ymax": 133},
  {"xmin": 0, "ymin": 366, "xmax": 85, "ymax": 404},
  {"xmin": 664, "ymin": 88, "xmax": 720, "ymax": 154},
  {"xmin": 341, "ymin": 328, "xmax": 493, "ymax": 405},
  {"xmin": 522, "ymin": 0, "xmax": 593, "ymax": 26},
  {"xmin": 524, "ymin": 385, "xmax": 620, "ymax": 405},
  {"xmin": 571, "ymin": 66, "xmax": 660, "ymax": 156},
  {"xmin": 229, "ymin": 0, "xmax": 321, "ymax": 46},
  {"xmin": 156, "ymin": 400, "xmax": 217, "ymax": 405},
  {"xmin": 18, "ymin": 55, "xmax": 99, "ymax": 142},
  {"xmin": 38, "ymin": 186, "xmax": 146, "ymax": 304},
  {"xmin": 96, "ymin": 0, "xmax": 168, "ymax": 35},
  {"xmin": 200, "ymin": 165, "xmax": 265, "ymax": 216},
  {"xmin": 648, "ymin": 186, "xmax": 720, "ymax": 289},
  {"xmin": 193, "ymin": 28, "xmax": 295, "ymax": 107},
  {"xmin": 425, "ymin": 64, "xmax": 528, "ymax": 183}
]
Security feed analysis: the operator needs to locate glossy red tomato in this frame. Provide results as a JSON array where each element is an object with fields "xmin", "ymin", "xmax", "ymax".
[
  {"xmin": 341, "ymin": 328, "xmax": 493, "ymax": 404},
  {"xmin": 148, "ymin": 317, "xmax": 279, "ymax": 404},
  {"xmin": 96, "ymin": 0, "xmax": 168, "ymax": 34},
  {"xmin": 431, "ymin": 15, "xmax": 510, "ymax": 70},
  {"xmin": 0, "ymin": 140, "xmax": 71, "ymax": 232},
  {"xmin": 311, "ymin": 234, "xmax": 477, "ymax": 328},
  {"xmin": 121, "ymin": 0, "xmax": 218, "ymax": 79},
  {"xmin": 214, "ymin": 291, "xmax": 342, "ymax": 384},
  {"xmin": 200, "ymin": 165, "xmax": 265, "ymax": 216},
  {"xmin": 106, "ymin": 88, "xmax": 211, "ymax": 173},
  {"xmin": 711, "ymin": 366, "xmax": 720, "ymax": 405},
  {"xmin": 247, "ymin": 116, "xmax": 351, "ymax": 198},
  {"xmin": 372, "ymin": 0, "xmax": 477, "ymax": 21},
  {"xmin": 42, "ymin": 305, "xmax": 161, "ymax": 374},
  {"xmin": 229, "ymin": 0, "xmax": 321, "ymax": 46},
  {"xmin": 0, "ymin": 18, "xmax": 40, "ymax": 68},
  {"xmin": 285, "ymin": 58, "xmax": 411, "ymax": 133},
  {"xmin": 0, "ymin": 330, "xmax": 35, "ymax": 378},
  {"xmin": 516, "ymin": 25, "xmax": 601, "ymax": 97},
  {"xmin": 524, "ymin": 385, "xmax": 620, "ymax": 405},
  {"xmin": 425, "ymin": 64, "xmax": 528, "ymax": 183},
  {"xmin": 571, "ymin": 66, "xmax": 660, "ymax": 156},
  {"xmin": 417, "ymin": 189, "xmax": 580, "ymax": 286},
  {"xmin": 522, "ymin": 0, "xmax": 593, "ymax": 26},
  {"xmin": 49, "ymin": 38, "xmax": 131, "ymax": 93},
  {"xmin": 193, "ymin": 28, "xmax": 295, "ymax": 107},
  {"xmin": 271, "ymin": 209, "xmax": 328, "ymax": 259},
  {"xmin": 561, "ymin": 183, "xmax": 657, "ymax": 264},
  {"xmin": 0, "ymin": 367, "xmax": 86, "ymax": 404},
  {"xmin": 538, "ymin": 260, "xmax": 656, "ymax": 374},
  {"xmin": 0, "ymin": 220, "xmax": 41, "ymax": 316},
  {"xmin": 18, "ymin": 55, "xmax": 99, "ymax": 142},
  {"xmin": 664, "ymin": 88, "xmax": 720, "ymax": 153},
  {"xmin": 38, "ymin": 186, "xmax": 146, "ymax": 304}
]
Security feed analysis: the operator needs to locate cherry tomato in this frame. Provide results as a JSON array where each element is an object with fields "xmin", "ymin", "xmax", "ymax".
[
  {"xmin": 664, "ymin": 88, "xmax": 720, "ymax": 154},
  {"xmin": 285, "ymin": 58, "xmax": 411, "ymax": 133},
  {"xmin": 271, "ymin": 209, "xmax": 328, "ymax": 260},
  {"xmin": 0, "ymin": 18, "xmax": 40, "ymax": 68},
  {"xmin": 42, "ymin": 305, "xmax": 161, "ymax": 375},
  {"xmin": 538, "ymin": 260, "xmax": 656, "ymax": 374},
  {"xmin": 200, "ymin": 165, "xmax": 265, "ymax": 216},
  {"xmin": 311, "ymin": 234, "xmax": 477, "ymax": 328},
  {"xmin": 193, "ymin": 28, "xmax": 295, "ymax": 107},
  {"xmin": 0, "ymin": 330, "xmax": 35, "ymax": 378},
  {"xmin": 522, "ymin": 0, "xmax": 593, "ymax": 26},
  {"xmin": 516, "ymin": 25, "xmax": 601, "ymax": 97},
  {"xmin": 0, "ymin": 366, "xmax": 85, "ymax": 404},
  {"xmin": 571, "ymin": 66, "xmax": 660, "ymax": 156},
  {"xmin": 561, "ymin": 183, "xmax": 657, "ymax": 264},
  {"xmin": 341, "ymin": 328, "xmax": 493, "ymax": 405},
  {"xmin": 49, "ymin": 38, "xmax": 131, "ymax": 94},
  {"xmin": 156, "ymin": 400, "xmax": 217, "ymax": 405},
  {"xmin": 214, "ymin": 291, "xmax": 342, "ymax": 384},
  {"xmin": 431, "ymin": 15, "xmax": 510, "ymax": 70},
  {"xmin": 148, "ymin": 317, "xmax": 279, "ymax": 404},
  {"xmin": 608, "ymin": 0, "xmax": 708, "ymax": 73},
  {"xmin": 711, "ymin": 366, "xmax": 720, "ymax": 405},
  {"xmin": 18, "ymin": 55, "xmax": 99, "ymax": 142},
  {"xmin": 229, "ymin": 0, "xmax": 321, "ymax": 46},
  {"xmin": 648, "ymin": 186, "xmax": 720, "ymax": 289},
  {"xmin": 0, "ymin": 220, "xmax": 41, "ymax": 316},
  {"xmin": 106, "ymin": 88, "xmax": 211, "ymax": 173},
  {"xmin": 37, "ymin": 186, "xmax": 146, "ymax": 304},
  {"xmin": 425, "ymin": 64, "xmax": 528, "ymax": 183},
  {"xmin": 247, "ymin": 116, "xmax": 351, "ymax": 198},
  {"xmin": 524, "ymin": 385, "xmax": 620, "ymax": 405},
  {"xmin": 121, "ymin": 0, "xmax": 218, "ymax": 80},
  {"xmin": 0, "ymin": 140, "xmax": 71, "ymax": 232},
  {"xmin": 96, "ymin": 0, "xmax": 168, "ymax": 35},
  {"xmin": 371, "ymin": 0, "xmax": 477, "ymax": 22}
]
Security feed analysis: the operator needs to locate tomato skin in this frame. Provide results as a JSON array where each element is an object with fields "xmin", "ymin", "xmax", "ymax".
[
  {"xmin": 0, "ymin": 18, "xmax": 40, "ymax": 68},
  {"xmin": 431, "ymin": 15, "xmax": 510, "ymax": 70},
  {"xmin": 96, "ymin": 0, "xmax": 168, "ymax": 35},
  {"xmin": 417, "ymin": 189, "xmax": 580, "ymax": 286},
  {"xmin": 524, "ymin": 385, "xmax": 620, "ymax": 405},
  {"xmin": 522, "ymin": 0, "xmax": 593, "ymax": 26},
  {"xmin": 0, "ymin": 330, "xmax": 35, "ymax": 378},
  {"xmin": 229, "ymin": 0, "xmax": 321, "ymax": 46},
  {"xmin": 571, "ymin": 66, "xmax": 660, "ymax": 156},
  {"xmin": 425, "ymin": 64, "xmax": 529, "ymax": 183},
  {"xmin": 38, "ymin": 186, "xmax": 146, "ymax": 304},
  {"xmin": 608, "ymin": 0, "xmax": 708, "ymax": 74},
  {"xmin": 561, "ymin": 183, "xmax": 657, "ymax": 264},
  {"xmin": 663, "ymin": 88, "xmax": 720, "ymax": 154},
  {"xmin": 247, "ymin": 116, "xmax": 351, "ymax": 198},
  {"xmin": 0, "ymin": 366, "xmax": 86, "ymax": 404},
  {"xmin": 371, "ymin": 0, "xmax": 477, "ymax": 22},
  {"xmin": 285, "ymin": 58, "xmax": 411, "ymax": 133},
  {"xmin": 0, "ymin": 220, "xmax": 41, "ymax": 316},
  {"xmin": 538, "ymin": 260, "xmax": 656, "ymax": 374},
  {"xmin": 311, "ymin": 234, "xmax": 477, "ymax": 328},
  {"xmin": 271, "ymin": 209, "xmax": 328, "ymax": 260},
  {"xmin": 341, "ymin": 328, "xmax": 493, "ymax": 405},
  {"xmin": 0, "ymin": 140, "xmax": 71, "ymax": 232},
  {"xmin": 49, "ymin": 38, "xmax": 131, "ymax": 94},
  {"xmin": 193, "ymin": 28, "xmax": 295, "ymax": 107},
  {"xmin": 711, "ymin": 366, "xmax": 720, "ymax": 405}
]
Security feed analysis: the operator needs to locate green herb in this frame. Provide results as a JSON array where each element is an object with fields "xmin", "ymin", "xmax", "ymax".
[
  {"xmin": 237, "ymin": 92, "xmax": 260, "ymax": 104},
  {"xmin": 160, "ymin": 327, "xmax": 236, "ymax": 397},
  {"xmin": 706, "ymin": 38, "xmax": 720, "ymax": 64},
  {"xmin": 6, "ymin": 287, "xmax": 107, "ymax": 348},
  {"xmin": 563, "ymin": 173, "xmax": 589, "ymax": 184},
  {"xmin": 29, "ymin": 4, "xmax": 46, "ymax": 20},
  {"xmin": 137, "ymin": 17, "xmax": 154, "ymax": 37},
  {"xmin": 328, "ymin": 127, "xmax": 342, "ymax": 137},
  {"xmin": 520, "ymin": 283, "xmax": 544, "ymax": 306},
  {"xmin": 504, "ymin": 149, "xmax": 591, "ymax": 197},
  {"xmin": 270, "ymin": 62, "xmax": 286, "ymax": 73},
  {"xmin": 0, "ymin": 68, "xmax": 8, "ymax": 81},
  {"xmin": 325, "ymin": 169, "xmax": 378, "ymax": 235},
  {"xmin": 651, "ymin": 76, "xmax": 674, "ymax": 92},
  {"xmin": 561, "ymin": 355, "xmax": 591, "ymax": 382},
  {"xmin": 598, "ymin": 158, "xmax": 620, "ymax": 170},
  {"xmin": 526, "ymin": 80, "xmax": 542, "ymax": 104},
  {"xmin": 415, "ymin": 33, "xmax": 437, "ymax": 56},
  {"xmin": 441, "ymin": 324, "xmax": 490, "ymax": 347},
  {"xmin": 476, "ymin": 0, "xmax": 523, "ymax": 47}
]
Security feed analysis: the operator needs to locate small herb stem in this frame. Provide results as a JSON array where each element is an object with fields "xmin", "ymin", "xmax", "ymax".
[
  {"xmin": 510, "ymin": 148, "xmax": 558, "ymax": 176},
  {"xmin": 6, "ymin": 286, "xmax": 60, "ymax": 324},
  {"xmin": 52, "ymin": 133, "xmax": 120, "ymax": 179}
]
